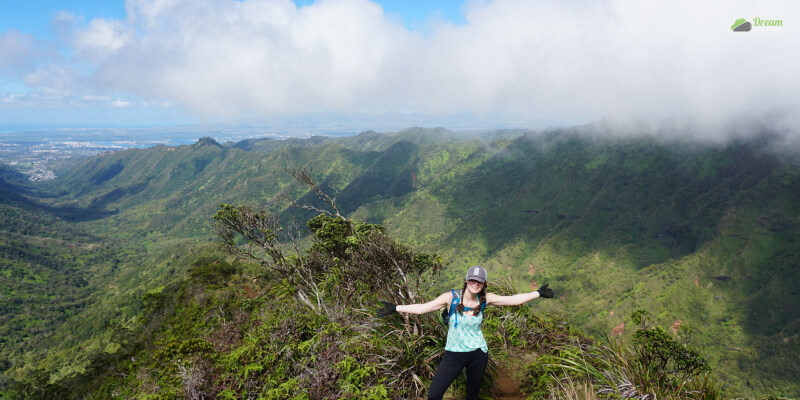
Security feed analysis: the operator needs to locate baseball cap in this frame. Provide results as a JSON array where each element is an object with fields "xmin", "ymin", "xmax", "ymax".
[{"xmin": 465, "ymin": 266, "xmax": 487, "ymax": 283}]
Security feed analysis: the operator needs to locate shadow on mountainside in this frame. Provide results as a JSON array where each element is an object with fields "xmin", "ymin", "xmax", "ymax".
[
  {"xmin": 335, "ymin": 141, "xmax": 418, "ymax": 215},
  {"xmin": 438, "ymin": 132, "xmax": 785, "ymax": 269},
  {"xmin": 0, "ymin": 178, "xmax": 116, "ymax": 222}
]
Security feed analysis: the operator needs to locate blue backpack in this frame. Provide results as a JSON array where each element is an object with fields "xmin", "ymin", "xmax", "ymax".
[{"xmin": 442, "ymin": 289, "xmax": 487, "ymax": 328}]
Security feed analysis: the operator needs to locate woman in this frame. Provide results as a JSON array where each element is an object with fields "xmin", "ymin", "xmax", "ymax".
[{"xmin": 377, "ymin": 265, "xmax": 554, "ymax": 400}]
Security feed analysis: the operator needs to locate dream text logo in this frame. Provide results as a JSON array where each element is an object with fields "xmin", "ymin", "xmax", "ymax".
[{"xmin": 732, "ymin": 17, "xmax": 783, "ymax": 32}]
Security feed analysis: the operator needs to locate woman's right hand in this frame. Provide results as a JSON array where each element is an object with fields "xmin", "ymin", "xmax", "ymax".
[{"xmin": 376, "ymin": 300, "xmax": 397, "ymax": 317}]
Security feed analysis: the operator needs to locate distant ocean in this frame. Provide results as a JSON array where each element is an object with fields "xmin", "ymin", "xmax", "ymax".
[{"xmin": 0, "ymin": 126, "xmax": 360, "ymax": 150}]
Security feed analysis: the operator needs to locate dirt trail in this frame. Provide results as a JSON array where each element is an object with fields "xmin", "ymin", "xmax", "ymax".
[
  {"xmin": 241, "ymin": 284, "xmax": 258, "ymax": 299},
  {"xmin": 442, "ymin": 359, "xmax": 530, "ymax": 399},
  {"xmin": 493, "ymin": 366, "xmax": 526, "ymax": 400}
]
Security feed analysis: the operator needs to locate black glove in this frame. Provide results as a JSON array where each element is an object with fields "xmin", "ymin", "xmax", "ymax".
[
  {"xmin": 536, "ymin": 284, "xmax": 554, "ymax": 299},
  {"xmin": 376, "ymin": 300, "xmax": 397, "ymax": 317}
]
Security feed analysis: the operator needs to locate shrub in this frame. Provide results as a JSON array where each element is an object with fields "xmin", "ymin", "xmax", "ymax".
[
  {"xmin": 532, "ymin": 310, "xmax": 721, "ymax": 400},
  {"xmin": 187, "ymin": 255, "xmax": 240, "ymax": 285}
]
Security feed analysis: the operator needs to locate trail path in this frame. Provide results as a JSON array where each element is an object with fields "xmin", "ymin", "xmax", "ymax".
[
  {"xmin": 493, "ymin": 365, "xmax": 526, "ymax": 400},
  {"xmin": 442, "ymin": 359, "xmax": 529, "ymax": 399}
]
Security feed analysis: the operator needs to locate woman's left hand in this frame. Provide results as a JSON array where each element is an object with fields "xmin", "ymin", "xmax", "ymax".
[{"xmin": 536, "ymin": 284, "xmax": 554, "ymax": 298}]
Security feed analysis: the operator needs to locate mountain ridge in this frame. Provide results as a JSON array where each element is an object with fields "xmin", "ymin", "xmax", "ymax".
[{"xmin": 2, "ymin": 127, "xmax": 799, "ymax": 397}]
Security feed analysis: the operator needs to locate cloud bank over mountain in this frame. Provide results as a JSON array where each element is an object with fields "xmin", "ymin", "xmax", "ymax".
[{"xmin": 1, "ymin": 0, "xmax": 798, "ymax": 136}]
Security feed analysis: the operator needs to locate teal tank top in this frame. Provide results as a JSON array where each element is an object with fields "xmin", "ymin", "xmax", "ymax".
[{"xmin": 444, "ymin": 292, "xmax": 489, "ymax": 353}]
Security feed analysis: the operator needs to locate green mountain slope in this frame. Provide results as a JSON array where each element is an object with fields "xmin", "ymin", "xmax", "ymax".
[
  {"xmin": 335, "ymin": 130, "xmax": 800, "ymax": 396},
  {"xmin": 40, "ymin": 141, "xmax": 362, "ymax": 243},
  {"xmin": 354, "ymin": 131, "xmax": 800, "ymax": 396},
  {"xmin": 0, "ymin": 170, "xmax": 125, "ymax": 378},
  {"xmin": 1, "ymin": 127, "xmax": 799, "ymax": 397},
  {"xmin": 234, "ymin": 126, "xmax": 463, "ymax": 154}
]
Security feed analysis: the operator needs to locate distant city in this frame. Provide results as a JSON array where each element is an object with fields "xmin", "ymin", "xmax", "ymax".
[{"xmin": 0, "ymin": 126, "xmax": 357, "ymax": 181}]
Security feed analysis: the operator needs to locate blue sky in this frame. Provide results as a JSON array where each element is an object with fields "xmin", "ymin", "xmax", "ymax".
[
  {"xmin": 0, "ymin": 0, "xmax": 798, "ymax": 136},
  {"xmin": 0, "ymin": 1, "xmax": 126, "ymax": 39},
  {"xmin": 0, "ymin": 1, "xmax": 467, "ymax": 39}
]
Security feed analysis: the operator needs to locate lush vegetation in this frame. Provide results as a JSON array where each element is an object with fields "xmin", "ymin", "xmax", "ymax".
[
  {"xmin": 1, "ymin": 125, "xmax": 799, "ymax": 398},
  {"xmin": 0, "ymin": 206, "xmax": 721, "ymax": 399},
  {"xmin": 535, "ymin": 309, "xmax": 719, "ymax": 400}
]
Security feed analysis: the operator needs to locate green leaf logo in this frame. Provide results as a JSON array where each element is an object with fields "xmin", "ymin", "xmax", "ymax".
[{"xmin": 731, "ymin": 18, "xmax": 752, "ymax": 32}]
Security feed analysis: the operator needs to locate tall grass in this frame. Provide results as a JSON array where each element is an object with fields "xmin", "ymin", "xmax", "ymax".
[
  {"xmin": 535, "ymin": 311, "xmax": 723, "ymax": 400},
  {"xmin": 554, "ymin": 376, "xmax": 599, "ymax": 400}
]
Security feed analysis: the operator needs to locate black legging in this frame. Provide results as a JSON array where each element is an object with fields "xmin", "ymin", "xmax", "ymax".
[{"xmin": 427, "ymin": 349, "xmax": 489, "ymax": 400}]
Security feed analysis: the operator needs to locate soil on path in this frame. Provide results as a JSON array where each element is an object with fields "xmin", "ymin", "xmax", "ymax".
[
  {"xmin": 442, "ymin": 356, "xmax": 533, "ymax": 400},
  {"xmin": 493, "ymin": 365, "xmax": 526, "ymax": 400}
]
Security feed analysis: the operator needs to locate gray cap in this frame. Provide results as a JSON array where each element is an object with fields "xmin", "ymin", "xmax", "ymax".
[{"xmin": 465, "ymin": 265, "xmax": 487, "ymax": 283}]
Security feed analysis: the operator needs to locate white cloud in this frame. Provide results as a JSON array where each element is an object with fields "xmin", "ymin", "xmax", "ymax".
[
  {"xmin": 93, "ymin": 0, "xmax": 412, "ymax": 119},
  {"xmin": 73, "ymin": 18, "xmax": 135, "ymax": 61},
  {"xmin": 82, "ymin": 95, "xmax": 112, "ymax": 101},
  {"xmin": 111, "ymin": 99, "xmax": 133, "ymax": 108},
  {"xmin": 5, "ymin": 0, "xmax": 800, "ymax": 135},
  {"xmin": 0, "ymin": 30, "xmax": 48, "ymax": 73},
  {"xmin": 22, "ymin": 64, "xmax": 83, "ymax": 97},
  {"xmin": 1, "ymin": 93, "xmax": 23, "ymax": 104}
]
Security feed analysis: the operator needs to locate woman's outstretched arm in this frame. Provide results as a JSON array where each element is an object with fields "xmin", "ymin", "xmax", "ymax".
[
  {"xmin": 486, "ymin": 284, "xmax": 554, "ymax": 306},
  {"xmin": 395, "ymin": 291, "xmax": 452, "ymax": 315}
]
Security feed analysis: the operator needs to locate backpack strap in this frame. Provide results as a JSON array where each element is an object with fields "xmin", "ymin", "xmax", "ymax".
[
  {"xmin": 479, "ymin": 297, "xmax": 487, "ymax": 326},
  {"xmin": 448, "ymin": 289, "xmax": 460, "ymax": 327},
  {"xmin": 447, "ymin": 290, "xmax": 489, "ymax": 328}
]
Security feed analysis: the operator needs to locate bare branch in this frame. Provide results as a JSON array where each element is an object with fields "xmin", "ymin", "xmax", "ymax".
[{"xmin": 287, "ymin": 167, "xmax": 343, "ymax": 219}]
